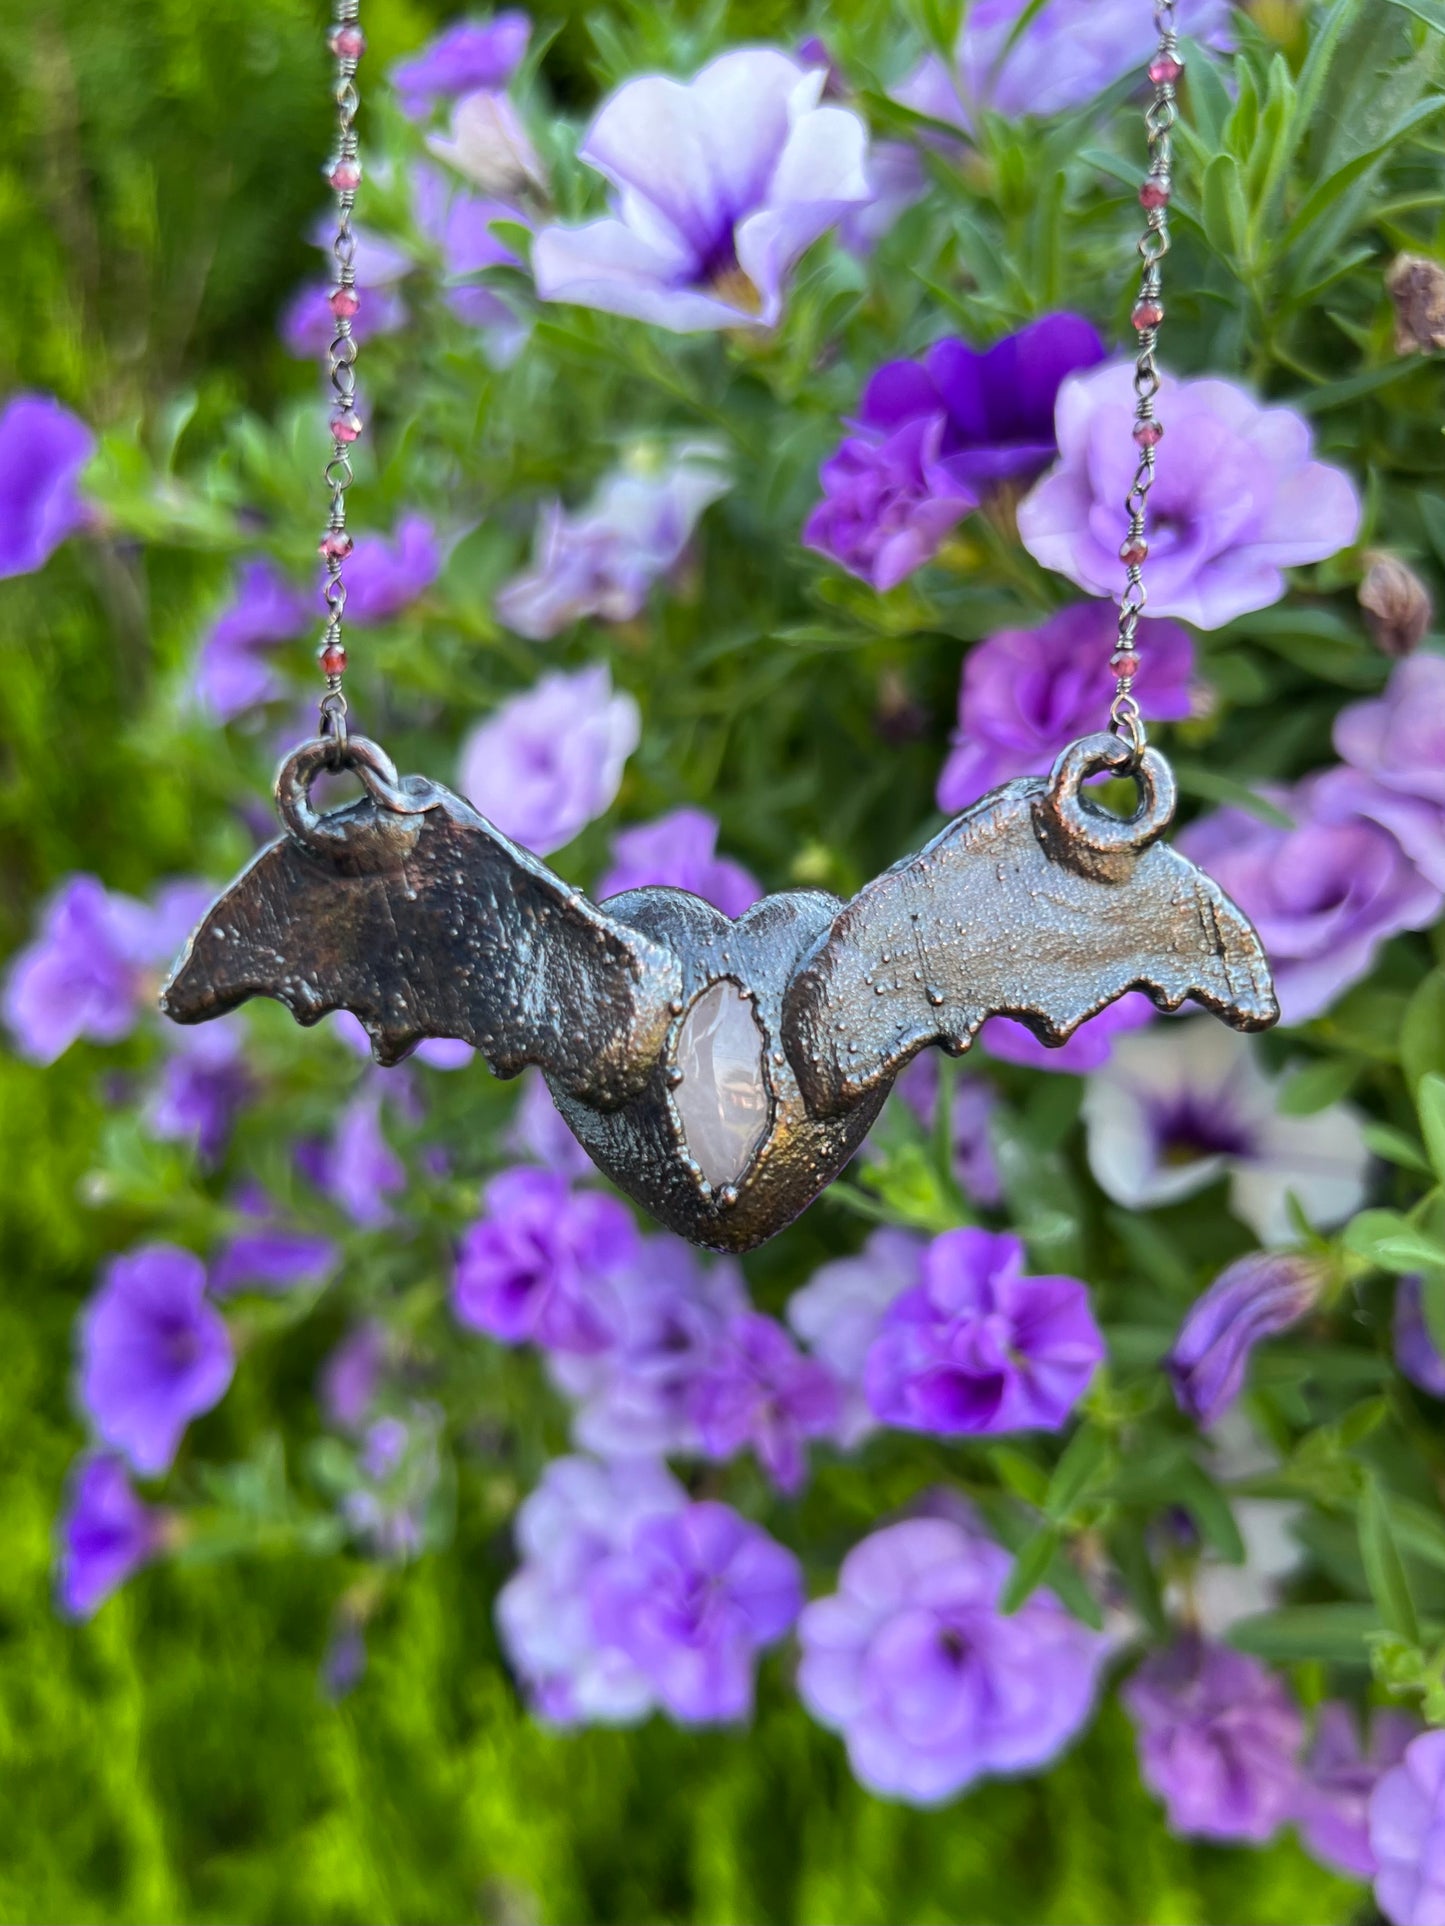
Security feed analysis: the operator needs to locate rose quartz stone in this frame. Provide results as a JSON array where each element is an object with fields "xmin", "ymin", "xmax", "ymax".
[{"xmin": 673, "ymin": 981, "xmax": 769, "ymax": 1187}]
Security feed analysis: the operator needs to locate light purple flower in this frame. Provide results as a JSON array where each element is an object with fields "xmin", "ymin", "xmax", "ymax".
[
  {"xmin": 339, "ymin": 513, "xmax": 441, "ymax": 626},
  {"xmin": 1369, "ymin": 1729, "xmax": 1445, "ymax": 1926},
  {"xmin": 532, "ymin": 49, "xmax": 870, "ymax": 333},
  {"xmin": 1335, "ymin": 652, "xmax": 1445, "ymax": 892},
  {"xmin": 982, "ymin": 993, "xmax": 1156, "ymax": 1076},
  {"xmin": 1124, "ymin": 1636, "xmax": 1303, "ymax": 1844},
  {"xmin": 1294, "ymin": 1704, "xmax": 1417, "ymax": 1881},
  {"xmin": 1018, "ymin": 363, "xmax": 1362, "ymax": 628},
  {"xmin": 797, "ymin": 1515, "xmax": 1109, "ymax": 1805},
  {"xmin": 496, "ymin": 449, "xmax": 731, "ymax": 640},
  {"xmin": 280, "ymin": 280, "xmax": 406, "ymax": 358},
  {"xmin": 412, "ymin": 163, "xmax": 523, "ymax": 337},
  {"xmin": 145, "ymin": 1018, "xmax": 251, "ymax": 1163},
  {"xmin": 1395, "ymin": 1276, "xmax": 1445, "ymax": 1398},
  {"xmin": 864, "ymin": 1227, "xmax": 1104, "ymax": 1435},
  {"xmin": 804, "ymin": 413, "xmax": 977, "ymax": 591},
  {"xmin": 210, "ymin": 1183, "xmax": 338, "ymax": 1297},
  {"xmin": 509, "ymin": 1069, "xmax": 593, "ymax": 1179},
  {"xmin": 341, "ymin": 1403, "xmax": 443, "ymax": 1562},
  {"xmin": 56, "ymin": 1453, "xmax": 167, "ymax": 1620},
  {"xmin": 496, "ymin": 1455, "xmax": 687, "ymax": 1725},
  {"xmin": 454, "ymin": 1165, "xmax": 637, "ymax": 1354},
  {"xmin": 320, "ymin": 1322, "xmax": 387, "ymax": 1432},
  {"xmin": 787, "ymin": 1229, "xmax": 925, "ymax": 1446},
  {"xmin": 588, "ymin": 1500, "xmax": 803, "ymax": 1724},
  {"xmin": 838, "ymin": 140, "xmax": 928, "ymax": 255},
  {"xmin": 937, "ymin": 602, "xmax": 1194, "ymax": 811},
  {"xmin": 4, "ymin": 876, "xmax": 156, "ymax": 1063},
  {"xmin": 320, "ymin": 1618, "xmax": 368, "ymax": 1700},
  {"xmin": 1180, "ymin": 772, "xmax": 1443, "ymax": 1026},
  {"xmin": 1167, "ymin": 1251, "xmax": 1328, "ymax": 1427},
  {"xmin": 891, "ymin": 1059, "xmax": 1004, "ymax": 1205},
  {"xmin": 895, "ymin": 0, "xmax": 1234, "ymax": 132},
  {"xmin": 300, "ymin": 1086, "xmax": 408, "ymax": 1229},
  {"xmin": 428, "ymin": 88, "xmax": 547, "ymax": 201},
  {"xmin": 0, "ymin": 392, "xmax": 94, "ymax": 579},
  {"xmin": 685, "ymin": 1310, "xmax": 841, "ymax": 1493},
  {"xmin": 1083, "ymin": 1021, "xmax": 1370, "ymax": 1243},
  {"xmin": 598, "ymin": 807, "xmax": 760, "ymax": 918},
  {"xmin": 79, "ymin": 1244, "xmax": 234, "ymax": 1476},
  {"xmin": 196, "ymin": 559, "xmax": 312, "ymax": 719},
  {"xmin": 391, "ymin": 13, "xmax": 531, "ymax": 119},
  {"xmin": 548, "ymin": 1236, "xmax": 747, "ymax": 1458},
  {"xmin": 458, "ymin": 664, "xmax": 640, "ymax": 854}
]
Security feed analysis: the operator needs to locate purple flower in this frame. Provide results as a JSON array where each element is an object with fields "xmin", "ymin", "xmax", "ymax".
[
  {"xmin": 4, "ymin": 875, "xmax": 156, "ymax": 1063},
  {"xmin": 196, "ymin": 559, "xmax": 312, "ymax": 720},
  {"xmin": 797, "ymin": 1515, "xmax": 1109, "ymax": 1804},
  {"xmin": 1167, "ymin": 1251, "xmax": 1328, "ymax": 1428},
  {"xmin": 864, "ymin": 1227, "xmax": 1104, "ymax": 1435},
  {"xmin": 1335, "ymin": 653, "xmax": 1445, "ymax": 892},
  {"xmin": 1083, "ymin": 1022, "xmax": 1370, "ymax": 1243},
  {"xmin": 496, "ymin": 448, "xmax": 731, "ymax": 640},
  {"xmin": 391, "ymin": 13, "xmax": 531, "ymax": 119},
  {"xmin": 412, "ymin": 164, "xmax": 524, "ymax": 338},
  {"xmin": 56, "ymin": 1453, "xmax": 168, "ymax": 1620},
  {"xmin": 0, "ymin": 392, "xmax": 94, "ymax": 579},
  {"xmin": 1124, "ymin": 1636, "xmax": 1303, "ymax": 1843},
  {"xmin": 803, "ymin": 413, "xmax": 978, "ymax": 592},
  {"xmin": 339, "ymin": 513, "xmax": 441, "ymax": 626},
  {"xmin": 548, "ymin": 1236, "xmax": 747, "ymax": 1458},
  {"xmin": 454, "ymin": 1166, "xmax": 637, "ymax": 1354},
  {"xmin": 598, "ymin": 807, "xmax": 760, "ymax": 919},
  {"xmin": 304, "ymin": 1087, "xmax": 408, "ymax": 1229},
  {"xmin": 509, "ymin": 1069, "xmax": 593, "ymax": 1179},
  {"xmin": 685, "ymin": 1310, "xmax": 841, "ymax": 1493},
  {"xmin": 588, "ymin": 1500, "xmax": 803, "ymax": 1724},
  {"xmin": 210, "ymin": 1184, "xmax": 338, "ymax": 1297},
  {"xmin": 1395, "ymin": 1276, "xmax": 1445, "ymax": 1398},
  {"xmin": 838, "ymin": 140, "xmax": 928, "ymax": 255},
  {"xmin": 145, "ymin": 1019, "xmax": 251, "ymax": 1163},
  {"xmin": 982, "ymin": 993, "xmax": 1156, "ymax": 1076},
  {"xmin": 1294, "ymin": 1704, "xmax": 1417, "ymax": 1880},
  {"xmin": 79, "ymin": 1245, "xmax": 234, "ymax": 1476},
  {"xmin": 320, "ymin": 1323, "xmax": 387, "ymax": 1432},
  {"xmin": 341, "ymin": 1404, "xmax": 443, "ymax": 1562},
  {"xmin": 1180, "ymin": 772, "xmax": 1443, "ymax": 1026},
  {"xmin": 1369, "ymin": 1729, "xmax": 1445, "ymax": 1926},
  {"xmin": 937, "ymin": 602, "xmax": 1195, "ymax": 811},
  {"xmin": 891, "ymin": 1059, "xmax": 1003, "ymax": 1204},
  {"xmin": 787, "ymin": 1229, "xmax": 925, "ymax": 1446},
  {"xmin": 280, "ymin": 281, "xmax": 407, "ymax": 358},
  {"xmin": 895, "ymin": 0, "xmax": 1234, "ymax": 131},
  {"xmin": 458, "ymin": 664, "xmax": 640, "ymax": 854},
  {"xmin": 427, "ymin": 88, "xmax": 547, "ymax": 201},
  {"xmin": 532, "ymin": 49, "xmax": 870, "ymax": 333},
  {"xmin": 496, "ymin": 1455, "xmax": 688, "ymax": 1725},
  {"xmin": 320, "ymin": 1618, "xmax": 368, "ymax": 1700},
  {"xmin": 1018, "ymin": 363, "xmax": 1362, "ymax": 628}
]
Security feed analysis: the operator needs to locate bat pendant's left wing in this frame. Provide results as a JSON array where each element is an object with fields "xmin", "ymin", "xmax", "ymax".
[{"xmin": 783, "ymin": 733, "xmax": 1278, "ymax": 1117}]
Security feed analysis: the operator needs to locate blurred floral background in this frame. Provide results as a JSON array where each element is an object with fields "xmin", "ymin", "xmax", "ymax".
[{"xmin": 5, "ymin": 0, "xmax": 1445, "ymax": 1920}]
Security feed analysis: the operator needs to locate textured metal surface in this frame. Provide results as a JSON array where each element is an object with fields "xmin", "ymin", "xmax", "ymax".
[{"xmin": 161, "ymin": 732, "xmax": 1278, "ymax": 1252}]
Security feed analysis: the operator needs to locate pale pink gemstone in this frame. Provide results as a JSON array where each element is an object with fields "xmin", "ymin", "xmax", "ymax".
[{"xmin": 673, "ymin": 982, "xmax": 769, "ymax": 1188}]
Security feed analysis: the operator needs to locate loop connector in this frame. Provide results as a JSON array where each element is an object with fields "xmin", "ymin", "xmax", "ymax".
[{"xmin": 318, "ymin": 688, "xmax": 349, "ymax": 762}]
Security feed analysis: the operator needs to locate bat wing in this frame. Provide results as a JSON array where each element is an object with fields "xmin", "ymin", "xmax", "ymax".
[
  {"xmin": 783, "ymin": 735, "xmax": 1278, "ymax": 1117},
  {"xmin": 161, "ymin": 739, "xmax": 682, "ymax": 1109}
]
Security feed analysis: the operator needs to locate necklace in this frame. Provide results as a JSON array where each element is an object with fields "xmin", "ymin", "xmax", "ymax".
[{"xmin": 161, "ymin": 0, "xmax": 1277, "ymax": 1253}]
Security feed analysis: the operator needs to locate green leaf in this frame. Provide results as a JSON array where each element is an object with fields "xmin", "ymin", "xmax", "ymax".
[
  {"xmin": 1387, "ymin": 0, "xmax": 1445, "ymax": 30},
  {"xmin": 1175, "ymin": 1464, "xmax": 1246, "ymax": 1564},
  {"xmin": 1277, "ymin": 1057, "xmax": 1360, "ymax": 1115},
  {"xmin": 1227, "ymin": 1602, "xmax": 1378, "ymax": 1663},
  {"xmin": 1201, "ymin": 152, "xmax": 1248, "ymax": 259},
  {"xmin": 1360, "ymin": 1477, "xmax": 1421, "ymax": 1643},
  {"xmin": 1170, "ymin": 761, "xmax": 1295, "ymax": 825},
  {"xmin": 1418, "ymin": 1073, "xmax": 1445, "ymax": 1184},
  {"xmin": 989, "ymin": 1445, "xmax": 1050, "ymax": 1509},
  {"xmin": 1000, "ymin": 1525, "xmax": 1062, "ymax": 1615},
  {"xmin": 1404, "ymin": 972, "xmax": 1445, "ymax": 1094},
  {"xmin": 1384, "ymin": 1492, "xmax": 1445, "ymax": 1576},
  {"xmin": 1044, "ymin": 1425, "xmax": 1113, "ymax": 1523},
  {"xmin": 1362, "ymin": 1123, "xmax": 1433, "ymax": 1175},
  {"xmin": 1281, "ymin": 97, "xmax": 1445, "ymax": 254}
]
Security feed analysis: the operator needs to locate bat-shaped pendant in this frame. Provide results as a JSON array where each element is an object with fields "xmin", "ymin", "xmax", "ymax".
[{"xmin": 161, "ymin": 732, "xmax": 1277, "ymax": 1252}]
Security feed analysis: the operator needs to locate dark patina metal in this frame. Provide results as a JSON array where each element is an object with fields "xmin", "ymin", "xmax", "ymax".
[{"xmin": 162, "ymin": 732, "xmax": 1278, "ymax": 1253}]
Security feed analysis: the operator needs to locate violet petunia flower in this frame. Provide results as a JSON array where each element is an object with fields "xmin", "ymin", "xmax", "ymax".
[
  {"xmin": 210, "ymin": 1183, "xmax": 338, "ymax": 1297},
  {"xmin": 391, "ymin": 13, "xmax": 531, "ymax": 119},
  {"xmin": 532, "ymin": 49, "xmax": 870, "ymax": 333},
  {"xmin": 1180, "ymin": 772, "xmax": 1443, "ymax": 1026},
  {"xmin": 937, "ymin": 602, "xmax": 1194, "ymax": 810},
  {"xmin": 1395, "ymin": 1276, "xmax": 1445, "ymax": 1399},
  {"xmin": 79, "ymin": 1244, "xmax": 234, "ymax": 1476},
  {"xmin": 598, "ymin": 807, "xmax": 760, "ymax": 919},
  {"xmin": 787, "ymin": 1228, "xmax": 925, "ymax": 1447},
  {"xmin": 458, "ymin": 664, "xmax": 640, "ymax": 855},
  {"xmin": 864, "ymin": 1226, "xmax": 1104, "ymax": 1436},
  {"xmin": 1334, "ymin": 652, "xmax": 1445, "ymax": 892},
  {"xmin": 1018, "ymin": 363, "xmax": 1362, "ymax": 629},
  {"xmin": 0, "ymin": 392, "xmax": 94, "ymax": 578},
  {"xmin": 196, "ymin": 559, "xmax": 312, "ymax": 720},
  {"xmin": 4, "ymin": 876, "xmax": 155, "ymax": 1063},
  {"xmin": 56, "ymin": 1453, "xmax": 168, "ymax": 1620},
  {"xmin": 341, "ymin": 1404, "xmax": 444, "ymax": 1563},
  {"xmin": 411, "ymin": 163, "xmax": 525, "ymax": 343},
  {"xmin": 1294, "ymin": 1703, "xmax": 1417, "ymax": 1881},
  {"xmin": 1369, "ymin": 1729, "xmax": 1445, "ymax": 1926},
  {"xmin": 797, "ymin": 1515, "xmax": 1109, "ymax": 1805},
  {"xmin": 892, "ymin": 1058, "xmax": 1005, "ymax": 1205},
  {"xmin": 281, "ymin": 281, "xmax": 407, "ymax": 359},
  {"xmin": 803, "ymin": 413, "xmax": 978, "ymax": 592},
  {"xmin": 496, "ymin": 448, "xmax": 731, "ymax": 640},
  {"xmin": 428, "ymin": 88, "xmax": 547, "ymax": 202},
  {"xmin": 320, "ymin": 1322, "xmax": 387, "ymax": 1433},
  {"xmin": 587, "ymin": 1500, "xmax": 803, "ymax": 1724},
  {"xmin": 509, "ymin": 1069, "xmax": 593, "ymax": 1180},
  {"xmin": 453, "ymin": 1166, "xmax": 637, "ymax": 1355},
  {"xmin": 685, "ymin": 1309, "xmax": 842, "ymax": 1493},
  {"xmin": 303, "ymin": 1087, "xmax": 408, "ymax": 1229},
  {"xmin": 339, "ymin": 513, "xmax": 442, "ymax": 626},
  {"xmin": 145, "ymin": 1018, "xmax": 252, "ymax": 1164},
  {"xmin": 1124, "ymin": 1636, "xmax": 1303, "ymax": 1844},
  {"xmin": 894, "ymin": 0, "xmax": 1234, "ymax": 133},
  {"xmin": 838, "ymin": 140, "xmax": 929, "ymax": 256},
  {"xmin": 1167, "ymin": 1251, "xmax": 1328, "ymax": 1428}
]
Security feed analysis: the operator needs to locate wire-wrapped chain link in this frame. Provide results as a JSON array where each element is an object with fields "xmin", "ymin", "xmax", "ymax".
[
  {"xmin": 317, "ymin": 0, "xmax": 366, "ymax": 752},
  {"xmin": 1108, "ymin": 1, "xmax": 1182, "ymax": 765}
]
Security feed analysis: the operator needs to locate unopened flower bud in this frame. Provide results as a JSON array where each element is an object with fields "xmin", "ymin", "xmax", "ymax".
[
  {"xmin": 1387, "ymin": 253, "xmax": 1445, "ymax": 356},
  {"xmin": 1167, "ymin": 1250, "xmax": 1329, "ymax": 1427},
  {"xmin": 1359, "ymin": 550, "xmax": 1432, "ymax": 658}
]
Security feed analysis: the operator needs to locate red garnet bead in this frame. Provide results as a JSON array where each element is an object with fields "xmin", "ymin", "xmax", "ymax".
[
  {"xmin": 1134, "ymin": 419, "xmax": 1164, "ymax": 448},
  {"xmin": 329, "ymin": 157, "xmax": 362, "ymax": 192},
  {"xmin": 1132, "ymin": 296, "xmax": 1165, "ymax": 330},
  {"xmin": 332, "ymin": 409, "xmax": 363, "ymax": 443},
  {"xmin": 1110, "ymin": 649, "xmax": 1141, "ymax": 677},
  {"xmin": 329, "ymin": 24, "xmax": 365, "ymax": 59},
  {"xmin": 319, "ymin": 530, "xmax": 353, "ymax": 561},
  {"xmin": 1140, "ymin": 178, "xmax": 1171, "ymax": 211},
  {"xmin": 329, "ymin": 285, "xmax": 360, "ymax": 320},
  {"xmin": 320, "ymin": 643, "xmax": 348, "ymax": 677},
  {"xmin": 1148, "ymin": 53, "xmax": 1184, "ymax": 85},
  {"xmin": 1119, "ymin": 535, "xmax": 1149, "ymax": 566}
]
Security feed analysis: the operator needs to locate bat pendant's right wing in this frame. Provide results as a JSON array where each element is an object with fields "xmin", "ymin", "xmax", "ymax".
[{"xmin": 783, "ymin": 734, "xmax": 1278, "ymax": 1118}]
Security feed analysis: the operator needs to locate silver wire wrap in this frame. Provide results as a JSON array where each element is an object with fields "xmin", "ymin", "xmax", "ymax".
[{"xmin": 319, "ymin": 0, "xmax": 363, "ymax": 753}]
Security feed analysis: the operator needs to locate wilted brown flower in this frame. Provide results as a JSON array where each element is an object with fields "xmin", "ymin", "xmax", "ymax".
[
  {"xmin": 1386, "ymin": 253, "xmax": 1445, "ymax": 355},
  {"xmin": 1358, "ymin": 550, "xmax": 1433, "ymax": 657}
]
